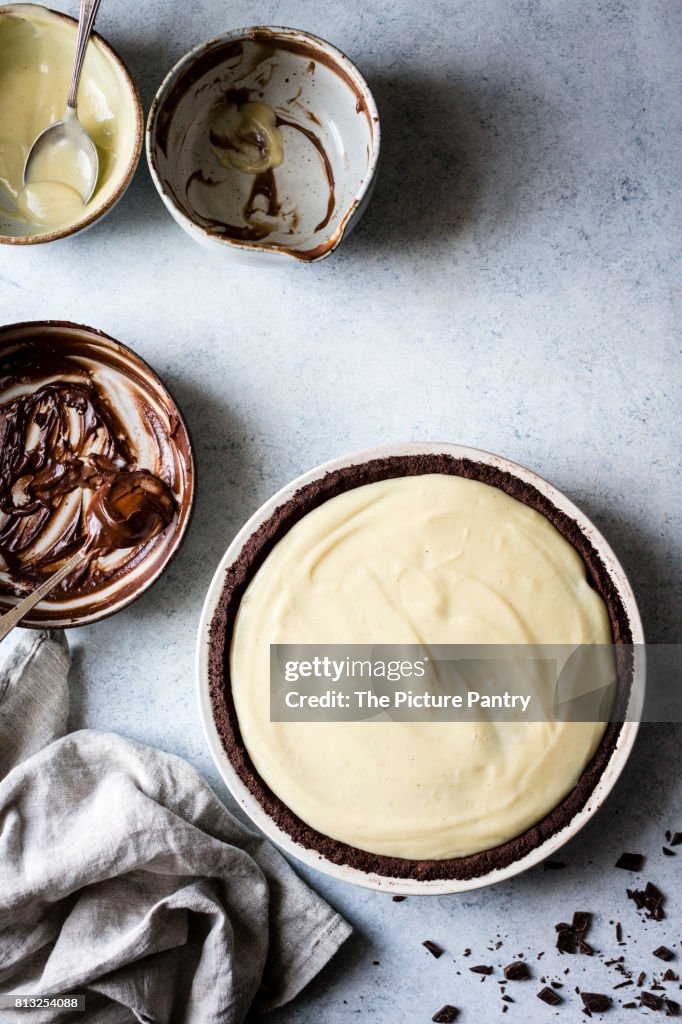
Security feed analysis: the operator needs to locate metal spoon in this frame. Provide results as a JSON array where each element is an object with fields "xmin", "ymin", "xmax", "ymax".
[
  {"xmin": 0, "ymin": 548, "xmax": 86, "ymax": 643},
  {"xmin": 23, "ymin": 0, "xmax": 103, "ymax": 204}
]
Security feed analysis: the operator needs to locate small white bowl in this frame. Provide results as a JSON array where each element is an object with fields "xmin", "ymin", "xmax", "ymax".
[
  {"xmin": 147, "ymin": 27, "xmax": 380, "ymax": 264},
  {"xmin": 0, "ymin": 4, "xmax": 143, "ymax": 245},
  {"xmin": 196, "ymin": 442, "xmax": 644, "ymax": 895}
]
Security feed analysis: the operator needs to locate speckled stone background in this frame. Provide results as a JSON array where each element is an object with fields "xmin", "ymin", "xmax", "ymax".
[{"xmin": 1, "ymin": 0, "xmax": 680, "ymax": 1020}]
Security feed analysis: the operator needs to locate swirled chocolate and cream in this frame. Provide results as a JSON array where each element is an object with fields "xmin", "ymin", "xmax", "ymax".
[
  {"xmin": 229, "ymin": 474, "xmax": 613, "ymax": 860},
  {"xmin": 0, "ymin": 326, "xmax": 193, "ymax": 622}
]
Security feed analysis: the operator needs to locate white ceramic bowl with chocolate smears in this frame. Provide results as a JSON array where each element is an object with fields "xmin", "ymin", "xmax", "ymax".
[
  {"xmin": 0, "ymin": 322, "xmax": 195, "ymax": 627},
  {"xmin": 196, "ymin": 442, "xmax": 644, "ymax": 895},
  {"xmin": 146, "ymin": 27, "xmax": 380, "ymax": 264},
  {"xmin": 0, "ymin": 4, "xmax": 143, "ymax": 245}
]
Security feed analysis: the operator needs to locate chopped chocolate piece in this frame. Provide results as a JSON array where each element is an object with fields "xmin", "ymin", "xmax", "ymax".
[
  {"xmin": 538, "ymin": 987, "xmax": 563, "ymax": 1006},
  {"xmin": 671, "ymin": 833, "xmax": 682, "ymax": 847},
  {"xmin": 666, "ymin": 999, "xmax": 680, "ymax": 1017},
  {"xmin": 504, "ymin": 961, "xmax": 530, "ymax": 981},
  {"xmin": 581, "ymin": 992, "xmax": 612, "ymax": 1012},
  {"xmin": 552, "ymin": 982, "xmax": 564, "ymax": 989},
  {"xmin": 627, "ymin": 888, "xmax": 646, "ymax": 910},
  {"xmin": 372, "ymin": 960, "xmax": 380, "ymax": 966},
  {"xmin": 392, "ymin": 895, "xmax": 406, "ymax": 902},
  {"xmin": 664, "ymin": 847, "xmax": 676, "ymax": 856},
  {"xmin": 462, "ymin": 948, "xmax": 471, "ymax": 957},
  {"xmin": 654, "ymin": 983, "xmax": 666, "ymax": 991},
  {"xmin": 666, "ymin": 831, "xmax": 672, "ymax": 842},
  {"xmin": 557, "ymin": 928, "xmax": 576, "ymax": 954},
  {"xmin": 663, "ymin": 970, "xmax": 679, "ymax": 982},
  {"xmin": 622, "ymin": 1003, "xmax": 637, "ymax": 1009},
  {"xmin": 432, "ymin": 1006, "xmax": 458, "ymax": 1023},
  {"xmin": 501, "ymin": 995, "xmax": 514, "ymax": 1003},
  {"xmin": 502, "ymin": 1006, "xmax": 508, "ymax": 1014},
  {"xmin": 628, "ymin": 882, "xmax": 666, "ymax": 920},
  {"xmin": 544, "ymin": 860, "xmax": 567, "ymax": 870},
  {"xmin": 423, "ymin": 940, "xmax": 444, "ymax": 959},
  {"xmin": 641, "ymin": 991, "xmax": 664, "ymax": 1010},
  {"xmin": 616, "ymin": 853, "xmax": 645, "ymax": 872},
  {"xmin": 614, "ymin": 981, "xmax": 633, "ymax": 989},
  {"xmin": 604, "ymin": 957, "xmax": 624, "ymax": 966},
  {"xmin": 655, "ymin": 947, "xmax": 676, "ymax": 962},
  {"xmin": 616, "ymin": 922, "xmax": 623, "ymax": 943},
  {"xmin": 573, "ymin": 912, "xmax": 592, "ymax": 935},
  {"xmin": 537, "ymin": 951, "xmax": 545, "ymax": 959},
  {"xmin": 470, "ymin": 965, "xmax": 493, "ymax": 975},
  {"xmin": 637, "ymin": 973, "xmax": 646, "ymax": 986}
]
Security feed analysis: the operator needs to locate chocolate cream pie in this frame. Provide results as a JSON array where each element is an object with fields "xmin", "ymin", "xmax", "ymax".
[{"xmin": 208, "ymin": 453, "xmax": 632, "ymax": 880}]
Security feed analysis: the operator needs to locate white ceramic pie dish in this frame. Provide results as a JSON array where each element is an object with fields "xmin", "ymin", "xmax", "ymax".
[{"xmin": 195, "ymin": 441, "xmax": 644, "ymax": 894}]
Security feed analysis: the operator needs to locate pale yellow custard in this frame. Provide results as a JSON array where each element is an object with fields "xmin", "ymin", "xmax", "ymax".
[
  {"xmin": 0, "ymin": 5, "xmax": 138, "ymax": 236},
  {"xmin": 230, "ymin": 474, "xmax": 613, "ymax": 860}
]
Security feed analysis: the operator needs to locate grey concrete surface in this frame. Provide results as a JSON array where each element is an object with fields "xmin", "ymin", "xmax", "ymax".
[{"xmin": 1, "ymin": 1, "xmax": 680, "ymax": 1020}]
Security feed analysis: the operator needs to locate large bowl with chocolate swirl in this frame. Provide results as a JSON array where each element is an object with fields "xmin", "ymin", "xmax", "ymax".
[
  {"xmin": 0, "ymin": 322, "xmax": 195, "ymax": 626},
  {"xmin": 146, "ymin": 27, "xmax": 380, "ymax": 264}
]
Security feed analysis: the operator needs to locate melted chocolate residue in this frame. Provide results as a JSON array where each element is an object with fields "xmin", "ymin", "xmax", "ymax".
[{"xmin": 0, "ymin": 343, "xmax": 179, "ymax": 596}]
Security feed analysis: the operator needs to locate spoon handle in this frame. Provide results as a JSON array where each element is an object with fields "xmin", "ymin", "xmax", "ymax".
[
  {"xmin": 0, "ymin": 549, "xmax": 85, "ymax": 643},
  {"xmin": 67, "ymin": 0, "xmax": 104, "ymax": 111}
]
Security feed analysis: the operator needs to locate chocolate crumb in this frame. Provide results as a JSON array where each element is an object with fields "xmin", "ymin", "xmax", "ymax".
[
  {"xmin": 663, "ymin": 970, "xmax": 679, "ymax": 982},
  {"xmin": 616, "ymin": 853, "xmax": 644, "ymax": 872},
  {"xmin": 637, "ymin": 973, "xmax": 646, "ymax": 986},
  {"xmin": 641, "ymin": 991, "xmax": 664, "ymax": 1010},
  {"xmin": 538, "ymin": 987, "xmax": 562, "ymax": 1006},
  {"xmin": 423, "ymin": 940, "xmax": 444, "ymax": 959},
  {"xmin": 504, "ymin": 961, "xmax": 530, "ymax": 981},
  {"xmin": 663, "ymin": 847, "xmax": 676, "ymax": 856},
  {"xmin": 655, "ymin": 947, "xmax": 675, "ymax": 962},
  {"xmin": 432, "ymin": 1006, "xmax": 458, "ymax": 1023},
  {"xmin": 462, "ymin": 948, "xmax": 471, "ymax": 957},
  {"xmin": 671, "ymin": 833, "xmax": 682, "ymax": 847},
  {"xmin": 501, "ymin": 995, "xmax": 514, "ymax": 1003},
  {"xmin": 666, "ymin": 831, "xmax": 672, "ymax": 842},
  {"xmin": 582, "ymin": 992, "xmax": 612, "ymax": 1012},
  {"xmin": 622, "ymin": 1002, "xmax": 637, "ymax": 1009},
  {"xmin": 605, "ymin": 957, "xmax": 624, "ymax": 966},
  {"xmin": 470, "ymin": 965, "xmax": 493, "ymax": 975},
  {"xmin": 616, "ymin": 922, "xmax": 623, "ymax": 943},
  {"xmin": 392, "ymin": 895, "xmax": 407, "ymax": 902}
]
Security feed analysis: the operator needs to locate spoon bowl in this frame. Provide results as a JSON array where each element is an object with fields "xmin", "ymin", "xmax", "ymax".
[{"xmin": 23, "ymin": 110, "xmax": 99, "ymax": 207}]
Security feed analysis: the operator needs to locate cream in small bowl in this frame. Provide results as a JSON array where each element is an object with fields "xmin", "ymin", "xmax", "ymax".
[
  {"xmin": 147, "ymin": 27, "xmax": 380, "ymax": 263},
  {"xmin": 0, "ymin": 3, "xmax": 143, "ymax": 244}
]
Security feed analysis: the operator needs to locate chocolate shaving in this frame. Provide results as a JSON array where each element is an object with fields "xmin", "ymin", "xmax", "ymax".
[
  {"xmin": 538, "ymin": 986, "xmax": 562, "ymax": 1006},
  {"xmin": 581, "ymin": 992, "xmax": 612, "ymax": 1012},
  {"xmin": 503, "ymin": 961, "xmax": 530, "ymax": 981},
  {"xmin": 616, "ymin": 853, "xmax": 644, "ymax": 872},
  {"xmin": 432, "ymin": 1007, "xmax": 458, "ymax": 1023},
  {"xmin": 423, "ymin": 940, "xmax": 444, "ymax": 959}
]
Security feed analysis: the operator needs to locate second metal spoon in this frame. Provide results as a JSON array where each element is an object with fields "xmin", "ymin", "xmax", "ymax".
[{"xmin": 23, "ymin": 0, "xmax": 103, "ymax": 204}]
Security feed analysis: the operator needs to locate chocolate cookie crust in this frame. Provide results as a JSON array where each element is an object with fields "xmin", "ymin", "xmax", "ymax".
[{"xmin": 208, "ymin": 453, "xmax": 633, "ymax": 881}]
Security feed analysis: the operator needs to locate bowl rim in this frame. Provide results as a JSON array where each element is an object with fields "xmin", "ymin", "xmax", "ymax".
[
  {"xmin": 195, "ymin": 441, "xmax": 645, "ymax": 895},
  {"xmin": 146, "ymin": 24, "xmax": 381, "ymax": 263},
  {"xmin": 0, "ymin": 319, "xmax": 196, "ymax": 627},
  {"xmin": 0, "ymin": 2, "xmax": 144, "ymax": 246}
]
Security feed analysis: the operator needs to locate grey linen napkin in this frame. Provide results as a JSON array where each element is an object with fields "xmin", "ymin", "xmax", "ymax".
[{"xmin": 0, "ymin": 631, "xmax": 351, "ymax": 1023}]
